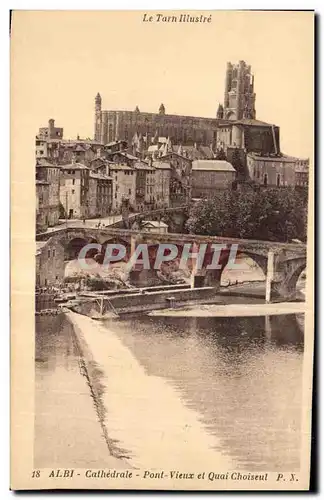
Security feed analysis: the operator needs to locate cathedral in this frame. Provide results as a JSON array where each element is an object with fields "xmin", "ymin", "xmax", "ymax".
[{"xmin": 94, "ymin": 60, "xmax": 278, "ymax": 156}]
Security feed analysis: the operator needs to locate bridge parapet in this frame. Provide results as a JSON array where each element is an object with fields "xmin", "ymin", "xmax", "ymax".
[{"xmin": 37, "ymin": 225, "xmax": 306, "ymax": 255}]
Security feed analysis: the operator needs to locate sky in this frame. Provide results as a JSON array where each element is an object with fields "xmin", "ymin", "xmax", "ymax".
[{"xmin": 11, "ymin": 10, "xmax": 314, "ymax": 158}]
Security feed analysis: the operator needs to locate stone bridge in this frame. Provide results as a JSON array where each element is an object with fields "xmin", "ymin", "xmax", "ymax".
[{"xmin": 37, "ymin": 226, "xmax": 307, "ymax": 301}]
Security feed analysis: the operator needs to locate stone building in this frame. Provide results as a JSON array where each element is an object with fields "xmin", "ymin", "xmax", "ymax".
[
  {"xmin": 94, "ymin": 95, "xmax": 219, "ymax": 147},
  {"xmin": 246, "ymin": 153, "xmax": 309, "ymax": 187},
  {"xmin": 191, "ymin": 160, "xmax": 236, "ymax": 198},
  {"xmin": 36, "ymin": 179, "xmax": 50, "ymax": 232},
  {"xmin": 37, "ymin": 138, "xmax": 103, "ymax": 166},
  {"xmin": 93, "ymin": 61, "xmax": 259, "ymax": 148},
  {"xmin": 36, "ymin": 119, "xmax": 63, "ymax": 161},
  {"xmin": 59, "ymin": 161, "xmax": 90, "ymax": 219},
  {"xmin": 36, "ymin": 238, "xmax": 65, "ymax": 288},
  {"xmin": 38, "ymin": 119, "xmax": 64, "ymax": 140},
  {"xmin": 217, "ymin": 119, "xmax": 280, "ymax": 156},
  {"xmin": 35, "ymin": 159, "xmax": 61, "ymax": 226},
  {"xmin": 110, "ymin": 163, "xmax": 136, "ymax": 212},
  {"xmin": 89, "ymin": 171, "xmax": 113, "ymax": 217},
  {"xmin": 295, "ymin": 159, "xmax": 309, "ymax": 187},
  {"xmin": 133, "ymin": 160, "xmax": 156, "ymax": 212},
  {"xmin": 160, "ymin": 152, "xmax": 192, "ymax": 206},
  {"xmin": 141, "ymin": 220, "xmax": 168, "ymax": 234},
  {"xmin": 36, "ymin": 119, "xmax": 104, "ymax": 166},
  {"xmin": 153, "ymin": 160, "xmax": 171, "ymax": 209}
]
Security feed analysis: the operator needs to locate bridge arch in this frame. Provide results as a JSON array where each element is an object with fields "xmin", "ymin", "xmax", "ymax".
[
  {"xmin": 287, "ymin": 261, "xmax": 307, "ymax": 292},
  {"xmin": 220, "ymin": 251, "xmax": 267, "ymax": 287},
  {"xmin": 198, "ymin": 248, "xmax": 268, "ymax": 291}
]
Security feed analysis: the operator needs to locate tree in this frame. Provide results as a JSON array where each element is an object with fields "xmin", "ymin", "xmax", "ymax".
[{"xmin": 186, "ymin": 188, "xmax": 307, "ymax": 242}]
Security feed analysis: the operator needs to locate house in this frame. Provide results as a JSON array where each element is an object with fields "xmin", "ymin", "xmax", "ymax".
[
  {"xmin": 160, "ymin": 152, "xmax": 192, "ymax": 206},
  {"xmin": 35, "ymin": 159, "xmax": 61, "ymax": 226},
  {"xmin": 153, "ymin": 160, "xmax": 171, "ymax": 209},
  {"xmin": 134, "ymin": 160, "xmax": 156, "ymax": 212},
  {"xmin": 59, "ymin": 161, "xmax": 90, "ymax": 219},
  {"xmin": 246, "ymin": 153, "xmax": 309, "ymax": 187},
  {"xmin": 36, "ymin": 179, "xmax": 50, "ymax": 232},
  {"xmin": 141, "ymin": 220, "xmax": 168, "ymax": 234},
  {"xmin": 109, "ymin": 163, "xmax": 136, "ymax": 212},
  {"xmin": 89, "ymin": 171, "xmax": 113, "ymax": 217},
  {"xmin": 191, "ymin": 159, "xmax": 236, "ymax": 198},
  {"xmin": 36, "ymin": 238, "xmax": 65, "ymax": 288}
]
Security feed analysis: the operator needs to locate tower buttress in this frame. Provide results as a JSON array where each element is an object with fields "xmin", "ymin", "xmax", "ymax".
[{"xmin": 94, "ymin": 93, "xmax": 102, "ymax": 141}]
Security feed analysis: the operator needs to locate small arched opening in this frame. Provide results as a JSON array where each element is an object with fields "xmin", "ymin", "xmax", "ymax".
[
  {"xmin": 65, "ymin": 237, "xmax": 89, "ymax": 261},
  {"xmin": 289, "ymin": 263, "xmax": 307, "ymax": 299},
  {"xmin": 220, "ymin": 252, "xmax": 267, "ymax": 290}
]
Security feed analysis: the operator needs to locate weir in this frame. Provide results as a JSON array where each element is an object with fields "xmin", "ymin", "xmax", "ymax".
[{"xmin": 65, "ymin": 286, "xmax": 218, "ymax": 318}]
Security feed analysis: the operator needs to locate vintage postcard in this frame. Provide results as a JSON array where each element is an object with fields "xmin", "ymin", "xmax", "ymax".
[{"xmin": 10, "ymin": 10, "xmax": 314, "ymax": 491}]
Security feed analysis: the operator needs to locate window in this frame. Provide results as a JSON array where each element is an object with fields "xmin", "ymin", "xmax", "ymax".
[
  {"xmin": 72, "ymin": 189, "xmax": 75, "ymax": 194},
  {"xmin": 276, "ymin": 174, "xmax": 281, "ymax": 187},
  {"xmin": 72, "ymin": 179, "xmax": 75, "ymax": 185},
  {"xmin": 47, "ymin": 249, "xmax": 51, "ymax": 258},
  {"xmin": 115, "ymin": 192, "xmax": 117, "ymax": 199},
  {"xmin": 129, "ymin": 189, "xmax": 131, "ymax": 195},
  {"xmin": 263, "ymin": 173, "xmax": 268, "ymax": 186},
  {"xmin": 53, "ymin": 249, "xmax": 55, "ymax": 257}
]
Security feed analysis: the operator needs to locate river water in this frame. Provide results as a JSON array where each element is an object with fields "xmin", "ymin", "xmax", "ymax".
[{"xmin": 35, "ymin": 311, "xmax": 304, "ymax": 471}]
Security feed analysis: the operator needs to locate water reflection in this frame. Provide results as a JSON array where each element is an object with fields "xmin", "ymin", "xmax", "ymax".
[
  {"xmin": 109, "ymin": 314, "xmax": 303, "ymax": 471},
  {"xmin": 35, "ymin": 315, "xmax": 123, "ymax": 468}
]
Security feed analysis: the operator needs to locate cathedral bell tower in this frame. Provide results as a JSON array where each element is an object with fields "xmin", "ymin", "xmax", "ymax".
[
  {"xmin": 223, "ymin": 61, "xmax": 256, "ymax": 120},
  {"xmin": 94, "ymin": 93, "xmax": 102, "ymax": 142}
]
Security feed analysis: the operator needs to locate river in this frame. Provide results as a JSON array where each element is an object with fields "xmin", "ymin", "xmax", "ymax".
[{"xmin": 35, "ymin": 310, "xmax": 304, "ymax": 471}]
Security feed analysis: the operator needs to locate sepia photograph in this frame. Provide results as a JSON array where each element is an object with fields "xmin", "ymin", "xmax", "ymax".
[{"xmin": 10, "ymin": 9, "xmax": 314, "ymax": 490}]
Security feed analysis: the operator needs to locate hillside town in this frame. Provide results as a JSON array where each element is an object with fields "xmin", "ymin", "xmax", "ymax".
[{"xmin": 36, "ymin": 60, "xmax": 309, "ymax": 235}]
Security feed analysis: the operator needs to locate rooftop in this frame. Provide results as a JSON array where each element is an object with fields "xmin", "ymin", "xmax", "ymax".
[
  {"xmin": 36, "ymin": 160, "xmax": 59, "ymax": 168},
  {"xmin": 107, "ymin": 151, "xmax": 138, "ymax": 161},
  {"xmin": 134, "ymin": 161, "xmax": 152, "ymax": 170},
  {"xmin": 192, "ymin": 160, "xmax": 236, "ymax": 172},
  {"xmin": 60, "ymin": 163, "xmax": 90, "ymax": 170},
  {"xmin": 142, "ymin": 220, "xmax": 168, "ymax": 228},
  {"xmin": 233, "ymin": 118, "xmax": 277, "ymax": 128},
  {"xmin": 43, "ymin": 138, "xmax": 103, "ymax": 146},
  {"xmin": 247, "ymin": 152, "xmax": 308, "ymax": 163},
  {"xmin": 152, "ymin": 161, "xmax": 171, "ymax": 170},
  {"xmin": 100, "ymin": 107, "xmax": 229, "ymax": 124},
  {"xmin": 89, "ymin": 172, "xmax": 113, "ymax": 180},
  {"xmin": 106, "ymin": 140, "xmax": 127, "ymax": 147},
  {"xmin": 109, "ymin": 164, "xmax": 135, "ymax": 171}
]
